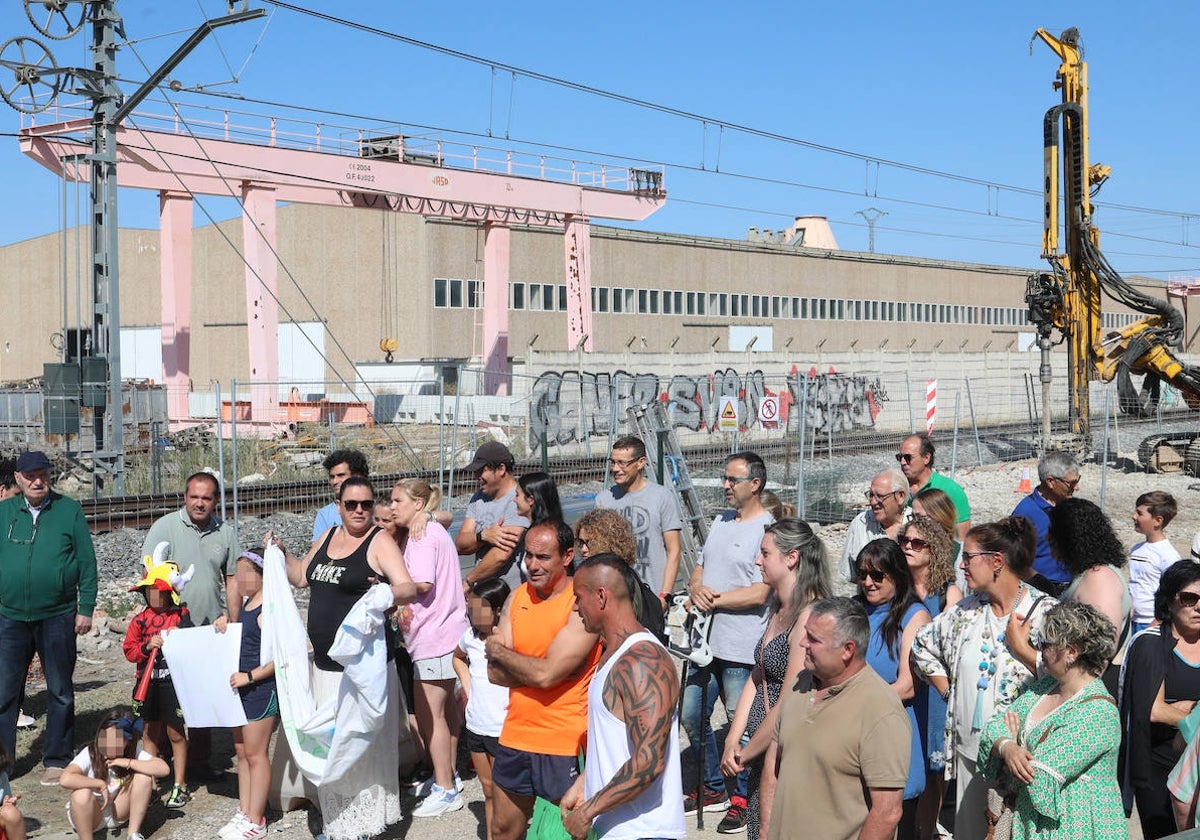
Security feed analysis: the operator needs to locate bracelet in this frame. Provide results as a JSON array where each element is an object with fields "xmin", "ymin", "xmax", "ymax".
[
  {"xmin": 244, "ymin": 670, "xmax": 254, "ymax": 685},
  {"xmin": 996, "ymin": 737, "xmax": 1013, "ymax": 757}
]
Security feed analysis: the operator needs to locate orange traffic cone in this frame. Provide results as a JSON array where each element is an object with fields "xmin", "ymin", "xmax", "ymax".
[{"xmin": 1014, "ymin": 466, "xmax": 1033, "ymax": 494}]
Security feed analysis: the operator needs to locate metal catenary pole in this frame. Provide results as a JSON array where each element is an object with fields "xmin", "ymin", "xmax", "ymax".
[
  {"xmin": 796, "ymin": 371, "xmax": 808, "ymax": 518},
  {"xmin": 215, "ymin": 380, "xmax": 226, "ymax": 521},
  {"xmin": 965, "ymin": 377, "xmax": 983, "ymax": 467}
]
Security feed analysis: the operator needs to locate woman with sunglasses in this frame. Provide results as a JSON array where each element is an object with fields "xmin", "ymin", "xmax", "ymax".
[
  {"xmin": 912, "ymin": 487, "xmax": 967, "ymax": 595},
  {"xmin": 720, "ymin": 519, "xmax": 830, "ymax": 840},
  {"xmin": 269, "ymin": 476, "xmax": 418, "ymax": 838},
  {"xmin": 1121, "ymin": 559, "xmax": 1200, "ymax": 839},
  {"xmin": 853, "ymin": 538, "xmax": 930, "ymax": 840},
  {"xmin": 912, "ymin": 517, "xmax": 1055, "ymax": 840},
  {"xmin": 900, "ymin": 515, "xmax": 960, "ymax": 840},
  {"xmin": 978, "ymin": 601, "xmax": 1125, "ymax": 840}
]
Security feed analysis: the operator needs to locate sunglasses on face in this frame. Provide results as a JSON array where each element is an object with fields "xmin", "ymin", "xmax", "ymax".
[
  {"xmin": 899, "ymin": 536, "xmax": 929, "ymax": 551},
  {"xmin": 722, "ymin": 475, "xmax": 753, "ymax": 486},
  {"xmin": 1178, "ymin": 591, "xmax": 1200, "ymax": 608},
  {"xmin": 857, "ymin": 567, "xmax": 888, "ymax": 584},
  {"xmin": 341, "ymin": 499, "xmax": 376, "ymax": 511},
  {"xmin": 895, "ymin": 453, "xmax": 916, "ymax": 463},
  {"xmin": 1049, "ymin": 475, "xmax": 1081, "ymax": 490},
  {"xmin": 1031, "ymin": 633, "xmax": 1057, "ymax": 651}
]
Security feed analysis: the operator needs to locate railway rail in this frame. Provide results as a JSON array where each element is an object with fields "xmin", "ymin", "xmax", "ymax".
[{"xmin": 76, "ymin": 410, "xmax": 1188, "ymax": 533}]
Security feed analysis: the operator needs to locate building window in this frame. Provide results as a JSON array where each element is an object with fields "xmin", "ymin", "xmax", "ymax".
[
  {"xmin": 557, "ymin": 285, "xmax": 567, "ymax": 311},
  {"xmin": 449, "ymin": 278, "xmax": 463, "ymax": 308},
  {"xmin": 612, "ymin": 288, "xmax": 624, "ymax": 314},
  {"xmin": 650, "ymin": 290, "xmax": 660, "ymax": 314},
  {"xmin": 598, "ymin": 287, "xmax": 610, "ymax": 312},
  {"xmin": 434, "ymin": 278, "xmax": 448, "ymax": 308},
  {"xmin": 511, "ymin": 283, "xmax": 525, "ymax": 310}
]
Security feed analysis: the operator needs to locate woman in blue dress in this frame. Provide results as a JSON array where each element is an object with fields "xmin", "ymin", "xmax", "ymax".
[
  {"xmin": 855, "ymin": 537, "xmax": 932, "ymax": 840},
  {"xmin": 901, "ymin": 514, "xmax": 962, "ymax": 840}
]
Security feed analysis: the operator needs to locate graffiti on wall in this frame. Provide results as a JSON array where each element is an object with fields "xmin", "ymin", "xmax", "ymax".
[{"xmin": 529, "ymin": 365, "xmax": 887, "ymax": 448}]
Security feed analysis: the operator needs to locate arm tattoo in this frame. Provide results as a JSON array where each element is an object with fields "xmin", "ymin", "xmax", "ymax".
[{"xmin": 586, "ymin": 642, "xmax": 679, "ymax": 816}]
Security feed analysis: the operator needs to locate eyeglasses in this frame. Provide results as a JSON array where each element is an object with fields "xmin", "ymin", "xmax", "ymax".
[
  {"xmin": 608, "ymin": 457, "xmax": 642, "ymax": 468},
  {"xmin": 1178, "ymin": 591, "xmax": 1200, "ymax": 608},
  {"xmin": 6, "ymin": 519, "xmax": 36, "ymax": 545},
  {"xmin": 1031, "ymin": 634, "xmax": 1057, "ymax": 651},
  {"xmin": 722, "ymin": 475, "xmax": 753, "ymax": 486},
  {"xmin": 856, "ymin": 567, "xmax": 888, "ymax": 584},
  {"xmin": 576, "ymin": 536, "xmax": 590, "ymax": 549},
  {"xmin": 341, "ymin": 499, "xmax": 376, "ymax": 511},
  {"xmin": 865, "ymin": 490, "xmax": 902, "ymax": 502},
  {"xmin": 962, "ymin": 550, "xmax": 996, "ymax": 561},
  {"xmin": 895, "ymin": 453, "xmax": 916, "ymax": 463},
  {"xmin": 899, "ymin": 536, "xmax": 929, "ymax": 551},
  {"xmin": 1050, "ymin": 475, "xmax": 1081, "ymax": 490}
]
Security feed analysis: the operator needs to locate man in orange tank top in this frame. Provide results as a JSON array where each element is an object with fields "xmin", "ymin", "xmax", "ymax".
[{"xmin": 484, "ymin": 521, "xmax": 602, "ymax": 840}]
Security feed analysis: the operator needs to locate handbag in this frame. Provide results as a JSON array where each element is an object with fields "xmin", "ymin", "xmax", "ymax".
[{"xmin": 984, "ymin": 785, "xmax": 1016, "ymax": 840}]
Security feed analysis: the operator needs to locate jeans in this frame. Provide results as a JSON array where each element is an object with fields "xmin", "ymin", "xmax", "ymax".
[
  {"xmin": 0, "ymin": 610, "xmax": 77, "ymax": 768},
  {"xmin": 681, "ymin": 657, "xmax": 752, "ymax": 800}
]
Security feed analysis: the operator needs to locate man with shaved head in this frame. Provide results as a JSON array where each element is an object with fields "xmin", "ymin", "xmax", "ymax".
[{"xmin": 559, "ymin": 554, "xmax": 685, "ymax": 840}]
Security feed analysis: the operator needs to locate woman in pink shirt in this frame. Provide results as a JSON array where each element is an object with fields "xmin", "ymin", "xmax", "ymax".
[{"xmin": 390, "ymin": 479, "xmax": 470, "ymax": 818}]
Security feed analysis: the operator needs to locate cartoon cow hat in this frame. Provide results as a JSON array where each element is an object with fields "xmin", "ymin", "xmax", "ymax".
[{"xmin": 129, "ymin": 541, "xmax": 195, "ymax": 606}]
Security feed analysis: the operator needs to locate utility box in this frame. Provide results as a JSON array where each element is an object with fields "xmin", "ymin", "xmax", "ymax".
[
  {"xmin": 43, "ymin": 363, "xmax": 80, "ymax": 435},
  {"xmin": 82, "ymin": 357, "xmax": 107, "ymax": 408}
]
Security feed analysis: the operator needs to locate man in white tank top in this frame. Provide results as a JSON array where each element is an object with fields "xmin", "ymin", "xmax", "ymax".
[{"xmin": 559, "ymin": 554, "xmax": 686, "ymax": 840}]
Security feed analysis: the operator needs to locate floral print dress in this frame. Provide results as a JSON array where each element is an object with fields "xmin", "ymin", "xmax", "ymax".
[
  {"xmin": 978, "ymin": 676, "xmax": 1127, "ymax": 840},
  {"xmin": 911, "ymin": 589, "xmax": 1055, "ymax": 776}
]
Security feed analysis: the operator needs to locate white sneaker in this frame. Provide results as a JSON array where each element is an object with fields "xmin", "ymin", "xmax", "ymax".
[
  {"xmin": 238, "ymin": 818, "xmax": 267, "ymax": 840},
  {"xmin": 412, "ymin": 775, "xmax": 435, "ymax": 799},
  {"xmin": 454, "ymin": 772, "xmax": 463, "ymax": 793},
  {"xmin": 128, "ymin": 833, "xmax": 146, "ymax": 840},
  {"xmin": 219, "ymin": 811, "xmax": 251, "ymax": 839},
  {"xmin": 412, "ymin": 785, "xmax": 464, "ymax": 818}
]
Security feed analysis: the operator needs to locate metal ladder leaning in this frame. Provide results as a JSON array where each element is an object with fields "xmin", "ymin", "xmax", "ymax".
[{"xmin": 626, "ymin": 400, "xmax": 710, "ymax": 586}]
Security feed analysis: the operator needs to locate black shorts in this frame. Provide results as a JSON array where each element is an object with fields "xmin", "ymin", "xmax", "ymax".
[
  {"xmin": 133, "ymin": 678, "xmax": 185, "ymax": 730},
  {"xmin": 239, "ymin": 681, "xmax": 279, "ymax": 722},
  {"xmin": 464, "ymin": 727, "xmax": 500, "ymax": 757},
  {"xmin": 394, "ymin": 645, "xmax": 416, "ymax": 712},
  {"xmin": 492, "ymin": 744, "xmax": 579, "ymax": 803}
]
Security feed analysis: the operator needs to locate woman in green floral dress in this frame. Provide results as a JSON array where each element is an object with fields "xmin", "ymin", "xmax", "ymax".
[{"xmin": 978, "ymin": 602, "xmax": 1127, "ymax": 840}]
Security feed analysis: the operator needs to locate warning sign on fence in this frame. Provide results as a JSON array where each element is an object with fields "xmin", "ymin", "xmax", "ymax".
[
  {"xmin": 718, "ymin": 396, "xmax": 739, "ymax": 431},
  {"xmin": 758, "ymin": 395, "xmax": 780, "ymax": 427}
]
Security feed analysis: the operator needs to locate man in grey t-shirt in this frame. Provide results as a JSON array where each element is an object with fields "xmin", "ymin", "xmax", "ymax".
[
  {"xmin": 682, "ymin": 452, "xmax": 773, "ymax": 832},
  {"xmin": 455, "ymin": 441, "xmax": 530, "ymax": 591},
  {"xmin": 594, "ymin": 435, "xmax": 683, "ymax": 606}
]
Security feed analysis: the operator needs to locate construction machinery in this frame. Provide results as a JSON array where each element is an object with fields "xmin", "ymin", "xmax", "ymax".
[{"xmin": 1026, "ymin": 27, "xmax": 1200, "ymax": 472}]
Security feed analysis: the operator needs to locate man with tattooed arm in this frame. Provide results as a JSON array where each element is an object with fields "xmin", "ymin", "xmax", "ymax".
[{"xmin": 560, "ymin": 553, "xmax": 686, "ymax": 840}]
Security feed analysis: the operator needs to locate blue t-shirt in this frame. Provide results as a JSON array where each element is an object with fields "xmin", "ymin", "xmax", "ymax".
[
  {"xmin": 865, "ymin": 599, "xmax": 929, "ymax": 801},
  {"xmin": 1011, "ymin": 491, "xmax": 1070, "ymax": 583}
]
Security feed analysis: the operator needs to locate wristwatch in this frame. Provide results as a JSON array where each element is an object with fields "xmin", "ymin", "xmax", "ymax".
[{"xmin": 244, "ymin": 670, "xmax": 254, "ymax": 685}]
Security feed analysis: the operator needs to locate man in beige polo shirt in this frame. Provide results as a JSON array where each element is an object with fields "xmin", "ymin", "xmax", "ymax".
[{"xmin": 769, "ymin": 597, "xmax": 910, "ymax": 840}]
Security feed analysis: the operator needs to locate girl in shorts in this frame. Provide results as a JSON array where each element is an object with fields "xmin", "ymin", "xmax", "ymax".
[
  {"xmin": 454, "ymin": 578, "xmax": 511, "ymax": 840},
  {"xmin": 215, "ymin": 551, "xmax": 277, "ymax": 840},
  {"xmin": 0, "ymin": 740, "xmax": 26, "ymax": 840},
  {"xmin": 60, "ymin": 710, "xmax": 168, "ymax": 840}
]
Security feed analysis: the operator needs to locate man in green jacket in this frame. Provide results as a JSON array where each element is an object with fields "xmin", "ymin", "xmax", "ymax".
[{"xmin": 0, "ymin": 451, "xmax": 97, "ymax": 786}]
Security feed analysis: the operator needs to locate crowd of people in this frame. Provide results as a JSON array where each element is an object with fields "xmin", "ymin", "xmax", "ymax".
[{"xmin": 4, "ymin": 435, "xmax": 1200, "ymax": 840}]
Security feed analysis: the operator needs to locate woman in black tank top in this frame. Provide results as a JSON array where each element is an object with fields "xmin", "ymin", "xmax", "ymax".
[{"xmin": 269, "ymin": 477, "xmax": 419, "ymax": 670}]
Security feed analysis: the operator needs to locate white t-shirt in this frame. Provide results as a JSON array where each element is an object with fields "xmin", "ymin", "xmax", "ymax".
[
  {"xmin": 457, "ymin": 628, "xmax": 509, "ymax": 738},
  {"xmin": 1129, "ymin": 539, "xmax": 1182, "ymax": 623},
  {"xmin": 70, "ymin": 746, "xmax": 154, "ymax": 798}
]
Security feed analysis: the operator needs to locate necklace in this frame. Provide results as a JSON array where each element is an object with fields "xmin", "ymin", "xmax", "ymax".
[{"xmin": 971, "ymin": 582, "xmax": 1026, "ymax": 733}]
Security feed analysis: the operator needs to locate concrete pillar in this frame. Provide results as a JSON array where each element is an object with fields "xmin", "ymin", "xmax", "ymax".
[
  {"xmin": 565, "ymin": 216, "xmax": 593, "ymax": 352},
  {"xmin": 483, "ymin": 223, "xmax": 511, "ymax": 396},
  {"xmin": 241, "ymin": 183, "xmax": 280, "ymax": 422},
  {"xmin": 159, "ymin": 190, "xmax": 193, "ymax": 424}
]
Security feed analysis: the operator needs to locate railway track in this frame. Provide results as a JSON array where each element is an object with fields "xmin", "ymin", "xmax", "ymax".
[{"xmin": 76, "ymin": 410, "xmax": 1191, "ymax": 532}]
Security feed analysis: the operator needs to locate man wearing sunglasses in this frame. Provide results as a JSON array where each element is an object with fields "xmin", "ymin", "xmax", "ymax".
[
  {"xmin": 457, "ymin": 441, "xmax": 530, "ymax": 591},
  {"xmin": 897, "ymin": 433, "xmax": 971, "ymax": 540},
  {"xmin": 0, "ymin": 450, "xmax": 97, "ymax": 787},
  {"xmin": 683, "ymin": 452, "xmax": 774, "ymax": 833},
  {"xmin": 1011, "ymin": 451, "xmax": 1081, "ymax": 598},
  {"xmin": 839, "ymin": 469, "xmax": 909, "ymax": 582},
  {"xmin": 594, "ymin": 435, "xmax": 683, "ymax": 610}
]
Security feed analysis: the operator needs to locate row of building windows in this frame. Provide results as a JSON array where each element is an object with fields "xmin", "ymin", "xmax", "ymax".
[{"xmin": 431, "ymin": 278, "xmax": 1140, "ymax": 329}]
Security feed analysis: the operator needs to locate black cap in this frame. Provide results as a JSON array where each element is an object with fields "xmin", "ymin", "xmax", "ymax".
[
  {"xmin": 464, "ymin": 441, "xmax": 514, "ymax": 473},
  {"xmin": 15, "ymin": 451, "xmax": 51, "ymax": 473}
]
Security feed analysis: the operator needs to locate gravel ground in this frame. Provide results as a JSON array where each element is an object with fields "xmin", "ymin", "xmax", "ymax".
[{"xmin": 11, "ymin": 458, "xmax": 1183, "ymax": 840}]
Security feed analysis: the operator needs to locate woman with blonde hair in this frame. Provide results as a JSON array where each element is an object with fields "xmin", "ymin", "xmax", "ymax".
[
  {"xmin": 574, "ymin": 508, "xmax": 665, "ymax": 642},
  {"xmin": 390, "ymin": 478, "xmax": 469, "ymax": 817},
  {"xmin": 721, "ymin": 519, "xmax": 831, "ymax": 840},
  {"xmin": 901, "ymin": 514, "xmax": 961, "ymax": 840}
]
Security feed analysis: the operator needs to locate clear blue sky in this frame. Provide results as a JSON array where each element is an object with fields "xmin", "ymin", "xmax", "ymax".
[{"xmin": 2, "ymin": 0, "xmax": 1199, "ymax": 278}]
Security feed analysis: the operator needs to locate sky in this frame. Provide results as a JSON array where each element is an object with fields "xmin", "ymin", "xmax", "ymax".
[{"xmin": 2, "ymin": 0, "xmax": 1200, "ymax": 280}]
